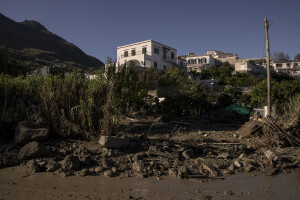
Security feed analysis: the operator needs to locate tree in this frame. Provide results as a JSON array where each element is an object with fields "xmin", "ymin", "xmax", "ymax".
[
  {"xmin": 272, "ymin": 51, "xmax": 290, "ymax": 63},
  {"xmin": 294, "ymin": 54, "xmax": 300, "ymax": 62}
]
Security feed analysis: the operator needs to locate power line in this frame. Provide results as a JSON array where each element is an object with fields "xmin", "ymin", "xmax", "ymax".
[{"xmin": 269, "ymin": 13, "xmax": 300, "ymax": 25}]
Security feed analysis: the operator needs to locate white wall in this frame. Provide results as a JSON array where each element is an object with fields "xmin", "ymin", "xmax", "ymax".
[{"xmin": 116, "ymin": 40, "xmax": 177, "ymax": 70}]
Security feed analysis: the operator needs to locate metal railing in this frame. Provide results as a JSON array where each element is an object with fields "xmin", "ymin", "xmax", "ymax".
[{"xmin": 121, "ymin": 51, "xmax": 151, "ymax": 58}]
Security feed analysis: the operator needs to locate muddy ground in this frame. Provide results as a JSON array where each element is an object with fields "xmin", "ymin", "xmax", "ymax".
[{"xmin": 0, "ymin": 118, "xmax": 300, "ymax": 199}]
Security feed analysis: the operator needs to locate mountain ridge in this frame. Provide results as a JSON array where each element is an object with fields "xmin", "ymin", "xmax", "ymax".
[{"xmin": 0, "ymin": 13, "xmax": 104, "ymax": 68}]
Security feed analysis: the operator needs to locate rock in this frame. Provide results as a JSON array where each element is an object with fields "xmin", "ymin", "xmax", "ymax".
[
  {"xmin": 264, "ymin": 150, "xmax": 279, "ymax": 161},
  {"xmin": 132, "ymin": 153, "xmax": 146, "ymax": 162},
  {"xmin": 18, "ymin": 141, "xmax": 49, "ymax": 160},
  {"xmin": 224, "ymin": 190, "xmax": 233, "ymax": 195},
  {"xmin": 79, "ymin": 168, "xmax": 90, "ymax": 176},
  {"xmin": 14, "ymin": 121, "xmax": 49, "ymax": 145},
  {"xmin": 132, "ymin": 160, "xmax": 144, "ymax": 173},
  {"xmin": 217, "ymin": 153, "xmax": 229, "ymax": 159},
  {"xmin": 95, "ymin": 167, "xmax": 103, "ymax": 174},
  {"xmin": 228, "ymin": 164, "xmax": 235, "ymax": 171},
  {"xmin": 177, "ymin": 166, "xmax": 189, "ymax": 177},
  {"xmin": 136, "ymin": 173, "xmax": 146, "ymax": 178},
  {"xmin": 182, "ymin": 149, "xmax": 194, "ymax": 159},
  {"xmin": 203, "ymin": 164, "xmax": 218, "ymax": 177},
  {"xmin": 61, "ymin": 155, "xmax": 80, "ymax": 171},
  {"xmin": 234, "ymin": 161, "xmax": 242, "ymax": 168},
  {"xmin": 111, "ymin": 167, "xmax": 117, "ymax": 174},
  {"xmin": 244, "ymin": 165, "xmax": 255, "ymax": 172},
  {"xmin": 45, "ymin": 160, "xmax": 59, "ymax": 172},
  {"xmin": 104, "ymin": 170, "xmax": 113, "ymax": 177},
  {"xmin": 34, "ymin": 117, "xmax": 48, "ymax": 128},
  {"xmin": 98, "ymin": 136, "xmax": 130, "ymax": 149},
  {"xmin": 168, "ymin": 169, "xmax": 177, "ymax": 178},
  {"xmin": 239, "ymin": 153, "xmax": 246, "ymax": 159},
  {"xmin": 27, "ymin": 160, "xmax": 41, "ymax": 173}
]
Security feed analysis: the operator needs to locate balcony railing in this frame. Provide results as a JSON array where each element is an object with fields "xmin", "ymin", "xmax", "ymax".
[
  {"xmin": 121, "ymin": 51, "xmax": 151, "ymax": 58},
  {"xmin": 163, "ymin": 55, "xmax": 175, "ymax": 62}
]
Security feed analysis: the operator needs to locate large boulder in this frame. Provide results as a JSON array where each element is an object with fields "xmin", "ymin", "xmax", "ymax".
[
  {"xmin": 18, "ymin": 141, "xmax": 49, "ymax": 160},
  {"xmin": 61, "ymin": 155, "xmax": 81, "ymax": 171},
  {"xmin": 98, "ymin": 136, "xmax": 130, "ymax": 149},
  {"xmin": 14, "ymin": 121, "xmax": 49, "ymax": 145}
]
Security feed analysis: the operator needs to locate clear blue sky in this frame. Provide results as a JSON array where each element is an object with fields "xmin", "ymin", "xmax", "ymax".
[{"xmin": 1, "ymin": 0, "xmax": 300, "ymax": 63}]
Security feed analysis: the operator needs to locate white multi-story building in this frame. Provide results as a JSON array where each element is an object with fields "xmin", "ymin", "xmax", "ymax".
[
  {"xmin": 271, "ymin": 62, "xmax": 300, "ymax": 77},
  {"xmin": 184, "ymin": 53, "xmax": 215, "ymax": 72},
  {"xmin": 116, "ymin": 40, "xmax": 177, "ymax": 70}
]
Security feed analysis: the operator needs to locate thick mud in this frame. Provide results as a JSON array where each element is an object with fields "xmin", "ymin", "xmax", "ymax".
[{"xmin": 0, "ymin": 165, "xmax": 300, "ymax": 200}]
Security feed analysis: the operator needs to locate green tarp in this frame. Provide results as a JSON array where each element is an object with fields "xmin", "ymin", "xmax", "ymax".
[{"xmin": 223, "ymin": 101, "xmax": 250, "ymax": 115}]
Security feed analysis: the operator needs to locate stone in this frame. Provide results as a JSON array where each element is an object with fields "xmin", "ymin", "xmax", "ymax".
[
  {"xmin": 177, "ymin": 166, "xmax": 188, "ymax": 177},
  {"xmin": 168, "ymin": 169, "xmax": 177, "ymax": 178},
  {"xmin": 45, "ymin": 160, "xmax": 59, "ymax": 172},
  {"xmin": 18, "ymin": 141, "xmax": 49, "ymax": 160},
  {"xmin": 98, "ymin": 136, "xmax": 130, "ymax": 149},
  {"xmin": 203, "ymin": 164, "xmax": 218, "ymax": 177},
  {"xmin": 111, "ymin": 167, "xmax": 117, "ymax": 174},
  {"xmin": 239, "ymin": 153, "xmax": 246, "ymax": 159},
  {"xmin": 182, "ymin": 149, "xmax": 194, "ymax": 159},
  {"xmin": 14, "ymin": 121, "xmax": 49, "ymax": 145},
  {"xmin": 132, "ymin": 160, "xmax": 144, "ymax": 173},
  {"xmin": 264, "ymin": 150, "xmax": 279, "ymax": 161},
  {"xmin": 95, "ymin": 167, "xmax": 103, "ymax": 173},
  {"xmin": 136, "ymin": 173, "xmax": 145, "ymax": 178},
  {"xmin": 234, "ymin": 161, "xmax": 242, "ymax": 168},
  {"xmin": 61, "ymin": 155, "xmax": 80, "ymax": 171},
  {"xmin": 27, "ymin": 160, "xmax": 41, "ymax": 174},
  {"xmin": 228, "ymin": 164, "xmax": 235, "ymax": 171},
  {"xmin": 224, "ymin": 190, "xmax": 233, "ymax": 195},
  {"xmin": 104, "ymin": 170, "xmax": 113, "ymax": 177},
  {"xmin": 244, "ymin": 165, "xmax": 255, "ymax": 173},
  {"xmin": 79, "ymin": 168, "xmax": 90, "ymax": 176}
]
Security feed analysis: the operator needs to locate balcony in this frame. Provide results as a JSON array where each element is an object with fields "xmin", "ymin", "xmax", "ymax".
[
  {"xmin": 121, "ymin": 51, "xmax": 151, "ymax": 58},
  {"xmin": 163, "ymin": 55, "xmax": 176, "ymax": 63}
]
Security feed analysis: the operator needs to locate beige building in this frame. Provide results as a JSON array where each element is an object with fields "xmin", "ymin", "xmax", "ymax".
[
  {"xmin": 234, "ymin": 59, "xmax": 266, "ymax": 76},
  {"xmin": 116, "ymin": 40, "xmax": 177, "ymax": 70}
]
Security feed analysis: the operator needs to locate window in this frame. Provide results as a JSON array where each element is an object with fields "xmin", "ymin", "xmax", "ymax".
[
  {"xmin": 154, "ymin": 62, "xmax": 158, "ymax": 69},
  {"xmin": 142, "ymin": 47, "xmax": 147, "ymax": 54},
  {"xmin": 131, "ymin": 49, "xmax": 136, "ymax": 56},
  {"xmin": 171, "ymin": 52, "xmax": 174, "ymax": 59},
  {"xmin": 124, "ymin": 51, "xmax": 128, "ymax": 57},
  {"xmin": 163, "ymin": 65, "xmax": 167, "ymax": 70},
  {"xmin": 154, "ymin": 48, "xmax": 159, "ymax": 54}
]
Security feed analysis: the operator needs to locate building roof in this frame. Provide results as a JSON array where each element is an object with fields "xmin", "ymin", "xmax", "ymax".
[{"xmin": 117, "ymin": 39, "xmax": 177, "ymax": 51}]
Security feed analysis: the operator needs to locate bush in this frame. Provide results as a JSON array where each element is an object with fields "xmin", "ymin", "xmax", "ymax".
[
  {"xmin": 159, "ymin": 67, "xmax": 212, "ymax": 116},
  {"xmin": 0, "ymin": 63, "xmax": 153, "ymax": 140}
]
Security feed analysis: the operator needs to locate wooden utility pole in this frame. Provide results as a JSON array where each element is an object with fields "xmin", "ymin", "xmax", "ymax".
[{"xmin": 264, "ymin": 17, "xmax": 271, "ymax": 117}]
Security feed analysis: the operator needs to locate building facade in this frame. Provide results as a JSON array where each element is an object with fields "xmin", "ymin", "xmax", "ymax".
[
  {"xmin": 234, "ymin": 59, "xmax": 266, "ymax": 76},
  {"xmin": 271, "ymin": 62, "xmax": 300, "ymax": 77},
  {"xmin": 116, "ymin": 40, "xmax": 177, "ymax": 70},
  {"xmin": 184, "ymin": 53, "xmax": 215, "ymax": 72}
]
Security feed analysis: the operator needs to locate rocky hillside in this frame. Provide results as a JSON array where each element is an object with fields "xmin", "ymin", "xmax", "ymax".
[{"xmin": 0, "ymin": 13, "xmax": 104, "ymax": 69}]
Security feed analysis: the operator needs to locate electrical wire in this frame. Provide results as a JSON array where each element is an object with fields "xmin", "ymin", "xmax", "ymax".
[{"xmin": 269, "ymin": 13, "xmax": 300, "ymax": 25}]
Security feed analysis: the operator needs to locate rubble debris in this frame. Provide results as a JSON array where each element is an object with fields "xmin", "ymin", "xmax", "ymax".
[
  {"xmin": 98, "ymin": 136, "xmax": 130, "ymax": 149},
  {"xmin": 61, "ymin": 155, "xmax": 81, "ymax": 171},
  {"xmin": 18, "ymin": 141, "xmax": 49, "ymax": 160}
]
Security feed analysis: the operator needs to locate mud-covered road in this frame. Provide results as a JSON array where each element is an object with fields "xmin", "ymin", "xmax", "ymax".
[{"xmin": 0, "ymin": 165, "xmax": 300, "ymax": 200}]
